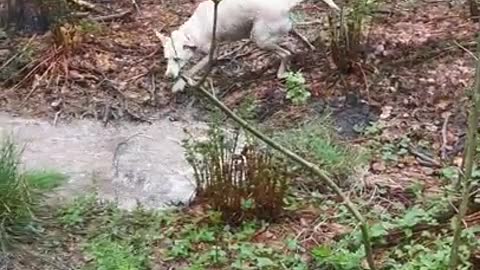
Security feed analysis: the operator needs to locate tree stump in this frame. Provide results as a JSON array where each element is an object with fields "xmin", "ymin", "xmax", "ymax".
[{"xmin": 0, "ymin": 0, "xmax": 68, "ymax": 34}]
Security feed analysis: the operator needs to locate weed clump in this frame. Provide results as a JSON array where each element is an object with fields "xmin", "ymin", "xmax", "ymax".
[
  {"xmin": 285, "ymin": 71, "xmax": 311, "ymax": 106},
  {"xmin": 0, "ymin": 137, "xmax": 31, "ymax": 251},
  {"xmin": 0, "ymin": 136, "xmax": 65, "ymax": 251},
  {"xmin": 274, "ymin": 115, "xmax": 369, "ymax": 184},
  {"xmin": 184, "ymin": 127, "xmax": 289, "ymax": 225}
]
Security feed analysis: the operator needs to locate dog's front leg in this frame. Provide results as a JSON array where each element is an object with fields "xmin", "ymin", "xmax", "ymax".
[{"xmin": 172, "ymin": 55, "xmax": 211, "ymax": 93}]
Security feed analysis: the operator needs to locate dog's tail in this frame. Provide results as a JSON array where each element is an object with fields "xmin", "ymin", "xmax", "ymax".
[{"xmin": 287, "ymin": 0, "xmax": 340, "ymax": 11}]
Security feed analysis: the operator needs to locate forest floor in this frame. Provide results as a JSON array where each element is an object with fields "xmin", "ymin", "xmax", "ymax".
[{"xmin": 2, "ymin": 0, "xmax": 480, "ymax": 269}]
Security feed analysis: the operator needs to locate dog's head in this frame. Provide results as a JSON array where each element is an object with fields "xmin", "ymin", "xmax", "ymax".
[{"xmin": 157, "ymin": 30, "xmax": 197, "ymax": 79}]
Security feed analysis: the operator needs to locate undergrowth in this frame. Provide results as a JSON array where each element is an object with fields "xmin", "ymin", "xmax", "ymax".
[
  {"xmin": 51, "ymin": 194, "xmax": 309, "ymax": 270},
  {"xmin": 274, "ymin": 115, "xmax": 370, "ymax": 182},
  {"xmin": 0, "ymin": 136, "xmax": 65, "ymax": 251}
]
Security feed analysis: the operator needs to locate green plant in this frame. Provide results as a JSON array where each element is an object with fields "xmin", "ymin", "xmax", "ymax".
[
  {"xmin": 24, "ymin": 169, "xmax": 66, "ymax": 190},
  {"xmin": 312, "ymin": 240, "xmax": 364, "ymax": 270},
  {"xmin": 363, "ymin": 121, "xmax": 385, "ymax": 136},
  {"xmin": 385, "ymin": 228, "xmax": 479, "ymax": 270},
  {"xmin": 285, "ymin": 71, "xmax": 311, "ymax": 105},
  {"xmin": 77, "ymin": 19, "xmax": 104, "ymax": 35},
  {"xmin": 183, "ymin": 125, "xmax": 289, "ymax": 225},
  {"xmin": 327, "ymin": 0, "xmax": 377, "ymax": 73},
  {"xmin": 58, "ymin": 194, "xmax": 98, "ymax": 228},
  {"xmin": 274, "ymin": 117, "xmax": 369, "ymax": 181},
  {"xmin": 0, "ymin": 137, "xmax": 31, "ymax": 251},
  {"xmin": 0, "ymin": 136, "xmax": 66, "ymax": 251},
  {"xmin": 380, "ymin": 137, "xmax": 410, "ymax": 163},
  {"xmin": 85, "ymin": 237, "xmax": 148, "ymax": 270},
  {"xmin": 237, "ymin": 95, "xmax": 258, "ymax": 120}
]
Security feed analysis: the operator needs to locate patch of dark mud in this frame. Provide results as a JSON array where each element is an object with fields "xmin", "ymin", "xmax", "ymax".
[
  {"xmin": 254, "ymin": 88, "xmax": 286, "ymax": 122},
  {"xmin": 254, "ymin": 89, "xmax": 380, "ymax": 139},
  {"xmin": 329, "ymin": 94, "xmax": 381, "ymax": 139}
]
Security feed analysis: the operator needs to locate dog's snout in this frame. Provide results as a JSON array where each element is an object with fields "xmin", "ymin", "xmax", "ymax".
[
  {"xmin": 165, "ymin": 65, "xmax": 180, "ymax": 80},
  {"xmin": 165, "ymin": 72, "xmax": 174, "ymax": 79},
  {"xmin": 164, "ymin": 69, "xmax": 176, "ymax": 80}
]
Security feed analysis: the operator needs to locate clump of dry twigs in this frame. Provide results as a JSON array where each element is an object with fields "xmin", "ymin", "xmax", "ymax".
[
  {"xmin": 184, "ymin": 127, "xmax": 289, "ymax": 225},
  {"xmin": 2, "ymin": 20, "xmax": 91, "ymax": 101}
]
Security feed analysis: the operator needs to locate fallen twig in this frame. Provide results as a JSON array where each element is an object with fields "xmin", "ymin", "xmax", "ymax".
[
  {"xmin": 454, "ymin": 40, "xmax": 479, "ymax": 61},
  {"xmin": 0, "ymin": 35, "xmax": 36, "ymax": 72},
  {"xmin": 91, "ymin": 10, "xmax": 133, "ymax": 22},
  {"xmin": 217, "ymin": 41, "xmax": 252, "ymax": 61},
  {"xmin": 408, "ymin": 144, "xmax": 442, "ymax": 168},
  {"xmin": 441, "ymin": 113, "xmax": 451, "ymax": 160},
  {"xmin": 67, "ymin": 0, "xmax": 105, "ymax": 14},
  {"xmin": 53, "ymin": 110, "xmax": 62, "ymax": 126},
  {"xmin": 131, "ymin": 0, "xmax": 142, "ymax": 14},
  {"xmin": 291, "ymin": 28, "xmax": 315, "ymax": 50},
  {"xmin": 20, "ymin": 60, "xmax": 56, "ymax": 105},
  {"xmin": 112, "ymin": 132, "xmax": 142, "ymax": 177}
]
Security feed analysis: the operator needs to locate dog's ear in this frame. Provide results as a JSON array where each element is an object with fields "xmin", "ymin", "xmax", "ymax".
[{"xmin": 154, "ymin": 29, "xmax": 169, "ymax": 45}]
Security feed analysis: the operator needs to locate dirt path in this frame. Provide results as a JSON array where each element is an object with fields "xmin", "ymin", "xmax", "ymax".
[{"xmin": 0, "ymin": 112, "xmax": 208, "ymax": 210}]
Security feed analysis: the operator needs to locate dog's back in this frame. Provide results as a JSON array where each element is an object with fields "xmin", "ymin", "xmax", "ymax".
[{"xmin": 180, "ymin": 0, "xmax": 300, "ymax": 51}]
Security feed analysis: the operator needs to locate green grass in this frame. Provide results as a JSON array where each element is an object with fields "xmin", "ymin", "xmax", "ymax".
[
  {"xmin": 84, "ymin": 237, "xmax": 148, "ymax": 270},
  {"xmin": 273, "ymin": 115, "xmax": 370, "ymax": 181},
  {"xmin": 0, "ymin": 136, "xmax": 66, "ymax": 251},
  {"xmin": 25, "ymin": 169, "xmax": 67, "ymax": 191},
  {"xmin": 52, "ymin": 194, "xmax": 309, "ymax": 270}
]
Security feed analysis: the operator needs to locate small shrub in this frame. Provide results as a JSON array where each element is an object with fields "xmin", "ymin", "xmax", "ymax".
[
  {"xmin": 285, "ymin": 71, "xmax": 311, "ymax": 105},
  {"xmin": 327, "ymin": 0, "xmax": 377, "ymax": 73},
  {"xmin": 184, "ymin": 126, "xmax": 289, "ymax": 225}
]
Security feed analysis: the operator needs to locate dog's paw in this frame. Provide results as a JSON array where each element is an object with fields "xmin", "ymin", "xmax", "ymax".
[
  {"xmin": 172, "ymin": 78, "xmax": 187, "ymax": 93},
  {"xmin": 277, "ymin": 71, "xmax": 289, "ymax": 80}
]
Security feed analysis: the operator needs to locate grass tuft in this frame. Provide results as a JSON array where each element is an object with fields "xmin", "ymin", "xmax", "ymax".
[
  {"xmin": 274, "ymin": 115, "xmax": 370, "ymax": 184},
  {"xmin": 0, "ymin": 136, "xmax": 66, "ymax": 251}
]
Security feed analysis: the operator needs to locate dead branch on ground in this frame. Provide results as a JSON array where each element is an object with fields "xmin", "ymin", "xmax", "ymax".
[
  {"xmin": 91, "ymin": 10, "xmax": 133, "ymax": 22},
  {"xmin": 441, "ymin": 113, "xmax": 451, "ymax": 160},
  {"xmin": 67, "ymin": 0, "xmax": 105, "ymax": 14}
]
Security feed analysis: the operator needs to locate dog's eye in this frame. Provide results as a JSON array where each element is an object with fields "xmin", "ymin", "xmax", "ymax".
[{"xmin": 173, "ymin": 57, "xmax": 181, "ymax": 62}]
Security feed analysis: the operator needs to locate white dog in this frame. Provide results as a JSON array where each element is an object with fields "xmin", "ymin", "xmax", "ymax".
[{"xmin": 156, "ymin": 0, "xmax": 339, "ymax": 92}]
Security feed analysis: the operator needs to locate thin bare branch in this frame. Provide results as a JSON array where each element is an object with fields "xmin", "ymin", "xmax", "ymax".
[
  {"xmin": 449, "ymin": 34, "xmax": 480, "ymax": 270},
  {"xmin": 454, "ymin": 40, "xmax": 479, "ymax": 61},
  {"xmin": 192, "ymin": 0, "xmax": 220, "ymax": 89}
]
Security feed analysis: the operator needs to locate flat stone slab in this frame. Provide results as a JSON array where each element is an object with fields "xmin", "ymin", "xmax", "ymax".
[{"xmin": 0, "ymin": 113, "xmax": 208, "ymax": 210}]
